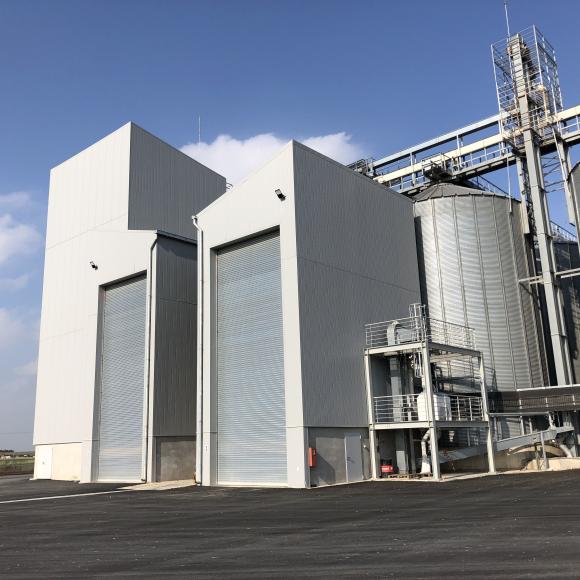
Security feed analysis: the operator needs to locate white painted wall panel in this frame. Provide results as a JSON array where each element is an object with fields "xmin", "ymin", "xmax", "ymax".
[{"xmin": 46, "ymin": 124, "xmax": 131, "ymax": 249}]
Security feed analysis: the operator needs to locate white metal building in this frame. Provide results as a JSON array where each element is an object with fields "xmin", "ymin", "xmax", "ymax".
[
  {"xmin": 33, "ymin": 123, "xmax": 225, "ymax": 483},
  {"xmin": 33, "ymin": 119, "xmax": 580, "ymax": 487},
  {"xmin": 196, "ymin": 141, "xmax": 420, "ymax": 487}
]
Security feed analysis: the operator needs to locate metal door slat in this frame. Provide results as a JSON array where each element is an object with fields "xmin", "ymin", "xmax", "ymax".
[
  {"xmin": 97, "ymin": 275, "xmax": 146, "ymax": 482},
  {"xmin": 216, "ymin": 233, "xmax": 287, "ymax": 485}
]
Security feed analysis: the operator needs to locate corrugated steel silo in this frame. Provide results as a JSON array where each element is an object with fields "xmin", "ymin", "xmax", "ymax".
[
  {"xmin": 554, "ymin": 238, "xmax": 580, "ymax": 383},
  {"xmin": 414, "ymin": 183, "xmax": 546, "ymax": 392}
]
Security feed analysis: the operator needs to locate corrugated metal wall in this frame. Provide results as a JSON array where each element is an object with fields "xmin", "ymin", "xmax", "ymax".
[
  {"xmin": 151, "ymin": 236, "xmax": 197, "ymax": 481},
  {"xmin": 153, "ymin": 237, "xmax": 197, "ymax": 437},
  {"xmin": 128, "ymin": 124, "xmax": 226, "ymax": 240},
  {"xmin": 414, "ymin": 187, "xmax": 545, "ymax": 391},
  {"xmin": 216, "ymin": 232, "xmax": 287, "ymax": 485},
  {"xmin": 555, "ymin": 240, "xmax": 580, "ymax": 383},
  {"xmin": 292, "ymin": 143, "xmax": 421, "ymax": 427},
  {"xmin": 97, "ymin": 275, "xmax": 147, "ymax": 482}
]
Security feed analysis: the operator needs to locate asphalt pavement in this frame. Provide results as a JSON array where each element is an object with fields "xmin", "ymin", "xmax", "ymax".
[{"xmin": 1, "ymin": 472, "xmax": 579, "ymax": 578}]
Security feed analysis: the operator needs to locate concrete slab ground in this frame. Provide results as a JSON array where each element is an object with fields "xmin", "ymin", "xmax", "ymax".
[{"xmin": 1, "ymin": 472, "xmax": 580, "ymax": 578}]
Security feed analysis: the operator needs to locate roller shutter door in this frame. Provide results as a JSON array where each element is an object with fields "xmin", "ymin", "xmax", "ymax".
[
  {"xmin": 216, "ymin": 232, "xmax": 287, "ymax": 485},
  {"xmin": 97, "ymin": 275, "xmax": 147, "ymax": 482}
]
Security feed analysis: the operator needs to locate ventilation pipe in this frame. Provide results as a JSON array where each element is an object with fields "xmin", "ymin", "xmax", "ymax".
[
  {"xmin": 420, "ymin": 430, "xmax": 431, "ymax": 475},
  {"xmin": 557, "ymin": 440, "xmax": 573, "ymax": 458},
  {"xmin": 144, "ymin": 237, "xmax": 157, "ymax": 482},
  {"xmin": 192, "ymin": 216, "xmax": 203, "ymax": 485}
]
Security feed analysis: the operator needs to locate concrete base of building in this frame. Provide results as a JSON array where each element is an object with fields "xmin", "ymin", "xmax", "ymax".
[
  {"xmin": 153, "ymin": 436, "xmax": 195, "ymax": 482},
  {"xmin": 34, "ymin": 437, "xmax": 196, "ymax": 484},
  {"xmin": 525, "ymin": 457, "xmax": 580, "ymax": 471}
]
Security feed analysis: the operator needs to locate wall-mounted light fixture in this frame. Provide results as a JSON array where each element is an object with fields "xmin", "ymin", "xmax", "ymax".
[
  {"xmin": 89, "ymin": 261, "xmax": 98, "ymax": 270},
  {"xmin": 275, "ymin": 188, "xmax": 286, "ymax": 201}
]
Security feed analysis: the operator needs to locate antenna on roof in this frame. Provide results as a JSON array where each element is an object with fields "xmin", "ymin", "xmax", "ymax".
[
  {"xmin": 198, "ymin": 116, "xmax": 201, "ymax": 145},
  {"xmin": 504, "ymin": 0, "xmax": 511, "ymax": 37}
]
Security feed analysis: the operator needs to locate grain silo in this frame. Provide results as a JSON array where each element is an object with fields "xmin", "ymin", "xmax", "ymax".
[
  {"xmin": 413, "ymin": 183, "xmax": 547, "ymax": 394},
  {"xmin": 554, "ymin": 235, "xmax": 580, "ymax": 383}
]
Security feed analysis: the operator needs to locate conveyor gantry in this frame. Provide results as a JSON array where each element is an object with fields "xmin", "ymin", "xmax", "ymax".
[{"xmin": 353, "ymin": 104, "xmax": 580, "ymax": 197}]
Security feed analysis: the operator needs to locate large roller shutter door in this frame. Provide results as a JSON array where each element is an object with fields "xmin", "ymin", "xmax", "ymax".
[
  {"xmin": 97, "ymin": 275, "xmax": 147, "ymax": 482},
  {"xmin": 216, "ymin": 232, "xmax": 287, "ymax": 485}
]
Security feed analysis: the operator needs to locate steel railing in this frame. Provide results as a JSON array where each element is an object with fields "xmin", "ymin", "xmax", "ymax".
[
  {"xmin": 550, "ymin": 221, "xmax": 577, "ymax": 242},
  {"xmin": 365, "ymin": 315, "xmax": 475, "ymax": 350},
  {"xmin": 448, "ymin": 394, "xmax": 484, "ymax": 422},
  {"xmin": 373, "ymin": 393, "xmax": 483, "ymax": 424},
  {"xmin": 365, "ymin": 315, "xmax": 425, "ymax": 348},
  {"xmin": 428, "ymin": 318, "xmax": 476, "ymax": 350},
  {"xmin": 373, "ymin": 394, "xmax": 424, "ymax": 423}
]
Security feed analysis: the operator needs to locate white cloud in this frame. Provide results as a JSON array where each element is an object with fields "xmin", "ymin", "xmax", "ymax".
[
  {"xmin": 0, "ymin": 192, "xmax": 32, "ymax": 210},
  {"xmin": 0, "ymin": 214, "xmax": 41, "ymax": 265},
  {"xmin": 0, "ymin": 308, "xmax": 27, "ymax": 349},
  {"xmin": 0, "ymin": 272, "xmax": 32, "ymax": 291},
  {"xmin": 0, "ymin": 192, "xmax": 42, "ymax": 451},
  {"xmin": 15, "ymin": 359, "xmax": 37, "ymax": 377},
  {"xmin": 181, "ymin": 131, "xmax": 364, "ymax": 184},
  {"xmin": 0, "ymin": 308, "xmax": 39, "ymax": 448}
]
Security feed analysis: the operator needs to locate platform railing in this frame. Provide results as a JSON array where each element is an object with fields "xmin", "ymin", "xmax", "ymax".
[
  {"xmin": 365, "ymin": 316, "xmax": 425, "ymax": 348},
  {"xmin": 427, "ymin": 318, "xmax": 476, "ymax": 350},
  {"xmin": 373, "ymin": 393, "xmax": 484, "ymax": 424},
  {"xmin": 448, "ymin": 395, "xmax": 484, "ymax": 422},
  {"xmin": 365, "ymin": 315, "xmax": 475, "ymax": 350},
  {"xmin": 373, "ymin": 394, "xmax": 424, "ymax": 423}
]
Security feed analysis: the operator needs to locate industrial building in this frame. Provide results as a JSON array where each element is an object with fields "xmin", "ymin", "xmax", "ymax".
[
  {"xmin": 33, "ymin": 123, "xmax": 225, "ymax": 483},
  {"xmin": 33, "ymin": 25, "xmax": 580, "ymax": 486},
  {"xmin": 195, "ymin": 141, "xmax": 419, "ymax": 487}
]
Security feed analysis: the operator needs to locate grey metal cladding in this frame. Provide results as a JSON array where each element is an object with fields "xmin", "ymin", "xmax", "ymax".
[
  {"xmin": 153, "ymin": 237, "xmax": 197, "ymax": 437},
  {"xmin": 292, "ymin": 143, "xmax": 419, "ymax": 292},
  {"xmin": 216, "ymin": 232, "xmax": 287, "ymax": 485},
  {"xmin": 555, "ymin": 240, "xmax": 580, "ymax": 383},
  {"xmin": 415, "ymin": 203, "xmax": 444, "ymax": 320},
  {"xmin": 494, "ymin": 199, "xmax": 530, "ymax": 387},
  {"xmin": 572, "ymin": 163, "xmax": 580, "ymax": 226},
  {"xmin": 511, "ymin": 202, "xmax": 547, "ymax": 387},
  {"xmin": 156, "ymin": 236, "xmax": 197, "ymax": 303},
  {"xmin": 414, "ymin": 186, "xmax": 543, "ymax": 392},
  {"xmin": 128, "ymin": 124, "xmax": 226, "ymax": 239},
  {"xmin": 297, "ymin": 258, "xmax": 418, "ymax": 426},
  {"xmin": 291, "ymin": 143, "xmax": 421, "ymax": 427},
  {"xmin": 97, "ymin": 275, "xmax": 147, "ymax": 481}
]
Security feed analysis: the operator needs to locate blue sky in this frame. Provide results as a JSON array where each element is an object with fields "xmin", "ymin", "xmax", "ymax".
[{"xmin": 1, "ymin": 0, "xmax": 579, "ymax": 450}]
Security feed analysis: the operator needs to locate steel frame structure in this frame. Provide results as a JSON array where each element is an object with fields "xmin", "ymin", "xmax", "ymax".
[
  {"xmin": 351, "ymin": 26, "xmax": 580, "ymax": 390},
  {"xmin": 363, "ymin": 306, "xmax": 496, "ymax": 481}
]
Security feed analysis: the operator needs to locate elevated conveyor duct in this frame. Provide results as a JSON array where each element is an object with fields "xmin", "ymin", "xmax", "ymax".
[{"xmin": 438, "ymin": 425, "xmax": 574, "ymax": 464}]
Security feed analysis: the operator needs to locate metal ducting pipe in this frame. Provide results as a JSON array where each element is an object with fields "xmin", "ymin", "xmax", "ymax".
[
  {"xmin": 420, "ymin": 430, "xmax": 431, "ymax": 475},
  {"xmin": 192, "ymin": 215, "xmax": 203, "ymax": 485},
  {"xmin": 557, "ymin": 440, "xmax": 573, "ymax": 458}
]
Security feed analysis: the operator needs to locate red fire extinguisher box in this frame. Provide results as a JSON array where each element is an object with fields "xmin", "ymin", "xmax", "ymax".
[
  {"xmin": 308, "ymin": 447, "xmax": 317, "ymax": 468},
  {"xmin": 380, "ymin": 460, "xmax": 394, "ymax": 476}
]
